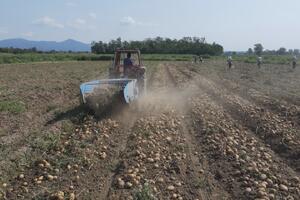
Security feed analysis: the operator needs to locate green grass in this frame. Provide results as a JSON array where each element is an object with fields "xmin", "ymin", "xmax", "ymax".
[
  {"xmin": 29, "ymin": 131, "xmax": 61, "ymax": 153},
  {"xmin": 0, "ymin": 53, "xmax": 199, "ymax": 64},
  {"xmin": 231, "ymin": 55, "xmax": 293, "ymax": 65},
  {"xmin": 61, "ymin": 120, "xmax": 74, "ymax": 133},
  {"xmin": 142, "ymin": 54, "xmax": 195, "ymax": 61},
  {"xmin": 134, "ymin": 184, "xmax": 155, "ymax": 200},
  {"xmin": 0, "ymin": 100, "xmax": 26, "ymax": 113},
  {"xmin": 0, "ymin": 53, "xmax": 113, "ymax": 64},
  {"xmin": 0, "ymin": 52, "xmax": 295, "ymax": 64}
]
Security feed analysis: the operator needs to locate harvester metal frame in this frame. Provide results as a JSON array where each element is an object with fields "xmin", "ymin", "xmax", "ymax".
[{"xmin": 79, "ymin": 49, "xmax": 146, "ymax": 107}]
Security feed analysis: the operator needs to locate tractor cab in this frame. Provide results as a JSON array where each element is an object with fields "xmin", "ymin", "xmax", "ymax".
[{"xmin": 109, "ymin": 49, "xmax": 143, "ymax": 78}]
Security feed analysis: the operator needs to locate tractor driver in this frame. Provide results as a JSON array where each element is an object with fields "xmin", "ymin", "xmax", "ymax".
[{"xmin": 124, "ymin": 53, "xmax": 133, "ymax": 76}]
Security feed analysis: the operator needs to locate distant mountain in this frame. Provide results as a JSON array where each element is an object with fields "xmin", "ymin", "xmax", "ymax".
[{"xmin": 0, "ymin": 38, "xmax": 90, "ymax": 52}]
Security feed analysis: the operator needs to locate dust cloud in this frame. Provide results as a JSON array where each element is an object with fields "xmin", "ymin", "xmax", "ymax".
[
  {"xmin": 85, "ymin": 84, "xmax": 122, "ymax": 117},
  {"xmin": 135, "ymin": 81, "xmax": 199, "ymax": 115}
]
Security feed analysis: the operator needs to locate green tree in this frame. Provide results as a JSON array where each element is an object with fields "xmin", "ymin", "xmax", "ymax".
[
  {"xmin": 247, "ymin": 48, "xmax": 253, "ymax": 54},
  {"xmin": 277, "ymin": 47, "xmax": 286, "ymax": 55},
  {"xmin": 254, "ymin": 44, "xmax": 263, "ymax": 56},
  {"xmin": 293, "ymin": 49, "xmax": 300, "ymax": 55},
  {"xmin": 91, "ymin": 37, "xmax": 223, "ymax": 55}
]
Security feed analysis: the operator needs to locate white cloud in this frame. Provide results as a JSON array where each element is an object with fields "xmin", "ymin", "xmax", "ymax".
[
  {"xmin": 120, "ymin": 16, "xmax": 136, "ymax": 26},
  {"xmin": 75, "ymin": 18, "xmax": 86, "ymax": 25},
  {"xmin": 120, "ymin": 16, "xmax": 157, "ymax": 27},
  {"xmin": 68, "ymin": 18, "xmax": 86, "ymax": 29},
  {"xmin": 23, "ymin": 32, "xmax": 34, "ymax": 37},
  {"xmin": 67, "ymin": 18, "xmax": 96, "ymax": 30},
  {"xmin": 33, "ymin": 16, "xmax": 64, "ymax": 29},
  {"xmin": 88, "ymin": 12, "xmax": 97, "ymax": 19}
]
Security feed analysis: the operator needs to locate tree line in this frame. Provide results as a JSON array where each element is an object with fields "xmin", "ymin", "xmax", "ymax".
[
  {"xmin": 0, "ymin": 47, "xmax": 40, "ymax": 54},
  {"xmin": 247, "ymin": 44, "xmax": 299, "ymax": 56},
  {"xmin": 91, "ymin": 37, "xmax": 223, "ymax": 56}
]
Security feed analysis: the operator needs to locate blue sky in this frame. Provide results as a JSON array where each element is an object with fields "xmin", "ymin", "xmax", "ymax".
[{"xmin": 0, "ymin": 0, "xmax": 300, "ymax": 51}]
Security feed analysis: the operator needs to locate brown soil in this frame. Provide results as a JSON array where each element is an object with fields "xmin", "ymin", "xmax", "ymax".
[{"xmin": 0, "ymin": 60, "xmax": 299, "ymax": 200}]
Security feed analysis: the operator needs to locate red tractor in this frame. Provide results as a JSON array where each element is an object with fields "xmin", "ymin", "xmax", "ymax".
[{"xmin": 109, "ymin": 49, "xmax": 146, "ymax": 90}]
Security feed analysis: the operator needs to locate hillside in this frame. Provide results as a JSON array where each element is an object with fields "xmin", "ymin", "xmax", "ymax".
[{"xmin": 0, "ymin": 38, "xmax": 90, "ymax": 52}]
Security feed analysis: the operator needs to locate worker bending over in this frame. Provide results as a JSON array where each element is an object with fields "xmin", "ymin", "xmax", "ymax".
[
  {"xmin": 257, "ymin": 56, "xmax": 262, "ymax": 68},
  {"xmin": 292, "ymin": 55, "xmax": 297, "ymax": 69},
  {"xmin": 227, "ymin": 56, "xmax": 233, "ymax": 69}
]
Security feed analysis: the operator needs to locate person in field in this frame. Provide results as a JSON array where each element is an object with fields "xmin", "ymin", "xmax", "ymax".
[
  {"xmin": 199, "ymin": 56, "xmax": 203, "ymax": 63},
  {"xmin": 194, "ymin": 56, "xmax": 197, "ymax": 63},
  {"xmin": 227, "ymin": 56, "xmax": 233, "ymax": 69},
  {"xmin": 257, "ymin": 56, "xmax": 262, "ymax": 68},
  {"xmin": 292, "ymin": 55, "xmax": 297, "ymax": 69}
]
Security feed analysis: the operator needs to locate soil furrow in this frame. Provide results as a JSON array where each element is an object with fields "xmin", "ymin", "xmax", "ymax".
[
  {"xmin": 188, "ymin": 62, "xmax": 300, "ymax": 128},
  {"xmin": 167, "ymin": 63, "xmax": 300, "ymax": 199},
  {"xmin": 196, "ymin": 76, "xmax": 300, "ymax": 173},
  {"xmin": 173, "ymin": 63, "xmax": 300, "ymax": 173},
  {"xmin": 188, "ymin": 92, "xmax": 300, "ymax": 199},
  {"xmin": 165, "ymin": 63, "xmax": 233, "ymax": 199}
]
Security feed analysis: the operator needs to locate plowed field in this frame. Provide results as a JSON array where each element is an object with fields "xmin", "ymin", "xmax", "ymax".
[{"xmin": 0, "ymin": 60, "xmax": 299, "ymax": 200}]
